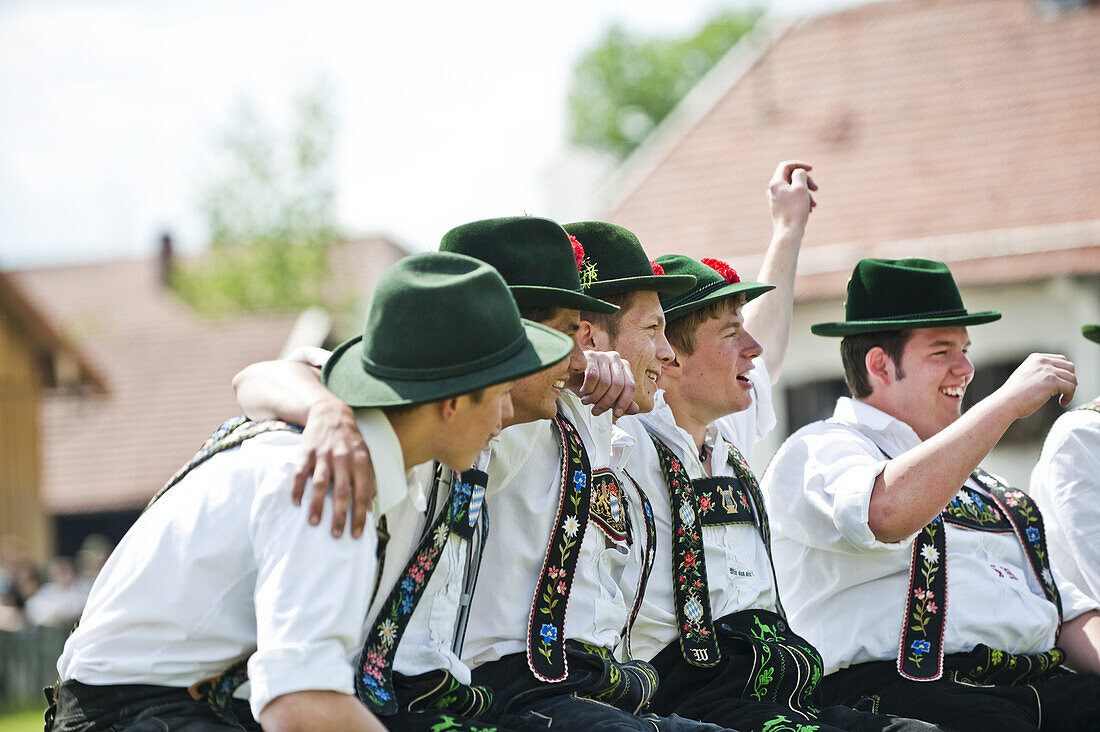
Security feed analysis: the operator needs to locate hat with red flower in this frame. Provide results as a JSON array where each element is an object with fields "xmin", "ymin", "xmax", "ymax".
[
  {"xmin": 656, "ymin": 254, "xmax": 774, "ymax": 322},
  {"xmin": 439, "ymin": 216, "xmax": 618, "ymax": 314},
  {"xmin": 562, "ymin": 221, "xmax": 695, "ymax": 298}
]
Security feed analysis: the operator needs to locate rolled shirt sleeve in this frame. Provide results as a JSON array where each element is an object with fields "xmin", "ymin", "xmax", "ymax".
[{"xmin": 247, "ymin": 462, "xmax": 379, "ymax": 719}]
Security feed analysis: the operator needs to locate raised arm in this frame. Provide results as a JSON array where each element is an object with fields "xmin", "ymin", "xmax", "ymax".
[
  {"xmin": 868, "ymin": 353, "xmax": 1077, "ymax": 542},
  {"xmin": 742, "ymin": 160, "xmax": 816, "ymax": 384},
  {"xmin": 234, "ymin": 359, "xmax": 374, "ymax": 538}
]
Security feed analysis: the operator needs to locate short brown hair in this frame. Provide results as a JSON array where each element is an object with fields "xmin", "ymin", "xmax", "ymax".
[
  {"xmin": 840, "ymin": 330, "xmax": 914, "ymax": 398},
  {"xmin": 665, "ymin": 295, "xmax": 745, "ymax": 357},
  {"xmin": 580, "ymin": 291, "xmax": 635, "ymax": 339}
]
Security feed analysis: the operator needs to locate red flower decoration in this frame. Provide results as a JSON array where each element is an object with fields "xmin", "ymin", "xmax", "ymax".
[
  {"xmin": 684, "ymin": 551, "xmax": 697, "ymax": 567},
  {"xmin": 569, "ymin": 234, "xmax": 585, "ymax": 271},
  {"xmin": 650, "ymin": 260, "xmax": 665, "ymax": 276},
  {"xmin": 701, "ymin": 257, "xmax": 740, "ymax": 284}
]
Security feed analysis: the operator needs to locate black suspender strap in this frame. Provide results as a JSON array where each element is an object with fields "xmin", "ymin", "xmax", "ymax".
[
  {"xmin": 525, "ymin": 413, "xmax": 593, "ymax": 682},
  {"xmin": 650, "ymin": 435, "xmax": 720, "ymax": 668}
]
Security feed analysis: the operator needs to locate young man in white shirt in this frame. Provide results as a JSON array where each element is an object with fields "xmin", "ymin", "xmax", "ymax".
[
  {"xmin": 762, "ymin": 258, "xmax": 1100, "ymax": 732},
  {"xmin": 51, "ymin": 252, "xmax": 573, "ymax": 732},
  {"xmin": 1030, "ymin": 324, "xmax": 1100, "ymax": 605}
]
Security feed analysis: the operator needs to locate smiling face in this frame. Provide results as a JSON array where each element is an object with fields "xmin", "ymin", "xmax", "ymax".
[
  {"xmin": 506, "ymin": 308, "xmax": 585, "ymax": 426},
  {"xmin": 591, "ymin": 290, "xmax": 674, "ymax": 413},
  {"xmin": 672, "ymin": 299, "xmax": 763, "ymax": 426},
  {"xmin": 873, "ymin": 326, "xmax": 974, "ymax": 440}
]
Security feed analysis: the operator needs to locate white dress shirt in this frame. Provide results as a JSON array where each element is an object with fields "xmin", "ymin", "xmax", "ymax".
[
  {"xmin": 285, "ymin": 345, "xmax": 487, "ymax": 686},
  {"xmin": 462, "ymin": 391, "xmax": 631, "ymax": 668},
  {"xmin": 58, "ymin": 409, "xmax": 414, "ymax": 720},
  {"xmin": 622, "ymin": 393, "xmax": 779, "ymax": 663},
  {"xmin": 1029, "ymin": 400, "xmax": 1100, "ymax": 604},
  {"xmin": 762, "ymin": 397, "xmax": 1098, "ymax": 676}
]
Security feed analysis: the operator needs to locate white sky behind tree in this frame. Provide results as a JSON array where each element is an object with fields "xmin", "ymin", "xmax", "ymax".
[{"xmin": 0, "ymin": 0, "xmax": 877, "ymax": 268}]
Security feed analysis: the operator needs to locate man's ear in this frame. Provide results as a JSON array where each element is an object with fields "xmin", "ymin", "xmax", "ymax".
[
  {"xmin": 437, "ymin": 396, "xmax": 460, "ymax": 423},
  {"xmin": 865, "ymin": 347, "xmax": 894, "ymax": 390},
  {"xmin": 576, "ymin": 320, "xmax": 600, "ymax": 351}
]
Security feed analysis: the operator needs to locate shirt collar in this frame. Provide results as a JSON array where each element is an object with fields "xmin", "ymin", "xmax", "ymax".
[
  {"xmin": 832, "ymin": 397, "xmax": 922, "ymax": 452},
  {"xmin": 638, "ymin": 391, "xmax": 726, "ymax": 474},
  {"xmin": 354, "ymin": 408, "xmax": 427, "ymax": 516}
]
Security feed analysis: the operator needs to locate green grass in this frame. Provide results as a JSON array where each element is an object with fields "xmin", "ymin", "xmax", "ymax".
[{"xmin": 0, "ymin": 707, "xmax": 45, "ymax": 732}]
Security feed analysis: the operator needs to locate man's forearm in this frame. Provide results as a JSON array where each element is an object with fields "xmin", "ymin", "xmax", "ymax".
[
  {"xmin": 743, "ymin": 221, "xmax": 804, "ymax": 383},
  {"xmin": 870, "ymin": 396, "xmax": 1018, "ymax": 542},
  {"xmin": 233, "ymin": 360, "xmax": 332, "ymax": 423}
]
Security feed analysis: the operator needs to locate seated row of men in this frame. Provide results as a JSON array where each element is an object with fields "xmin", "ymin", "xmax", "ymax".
[{"xmin": 51, "ymin": 162, "xmax": 1100, "ymax": 732}]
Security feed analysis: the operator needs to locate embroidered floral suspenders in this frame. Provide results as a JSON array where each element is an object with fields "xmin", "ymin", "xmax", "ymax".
[
  {"xmin": 526, "ymin": 414, "xmax": 593, "ymax": 682},
  {"xmin": 898, "ymin": 470, "xmax": 1063, "ymax": 681},
  {"xmin": 651, "ymin": 437, "xmax": 721, "ymax": 667},
  {"xmin": 356, "ymin": 469, "xmax": 491, "ymax": 715}
]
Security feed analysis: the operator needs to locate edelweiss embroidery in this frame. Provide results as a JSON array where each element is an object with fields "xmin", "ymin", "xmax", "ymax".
[
  {"xmin": 356, "ymin": 470, "xmax": 487, "ymax": 714},
  {"xmin": 898, "ymin": 470, "xmax": 1062, "ymax": 681},
  {"xmin": 526, "ymin": 414, "xmax": 592, "ymax": 682}
]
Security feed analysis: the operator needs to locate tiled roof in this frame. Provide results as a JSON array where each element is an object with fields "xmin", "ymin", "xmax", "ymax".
[
  {"xmin": 12, "ymin": 237, "xmax": 404, "ymax": 514},
  {"xmin": 0, "ymin": 271, "xmax": 105, "ymax": 391},
  {"xmin": 607, "ymin": 0, "xmax": 1100, "ymax": 294}
]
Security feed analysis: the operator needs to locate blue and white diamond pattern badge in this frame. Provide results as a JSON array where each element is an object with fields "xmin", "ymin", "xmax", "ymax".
[
  {"xmin": 684, "ymin": 595, "xmax": 704, "ymax": 623},
  {"xmin": 467, "ymin": 481, "xmax": 485, "ymax": 527},
  {"xmin": 609, "ymin": 489, "xmax": 622, "ymax": 523},
  {"xmin": 679, "ymin": 500, "xmax": 696, "ymax": 527}
]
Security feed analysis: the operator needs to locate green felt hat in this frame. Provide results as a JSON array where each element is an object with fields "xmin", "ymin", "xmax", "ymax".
[
  {"xmin": 1084, "ymin": 325, "xmax": 1100, "ymax": 344},
  {"xmin": 563, "ymin": 221, "xmax": 695, "ymax": 298},
  {"xmin": 811, "ymin": 258, "xmax": 1002, "ymax": 337},
  {"xmin": 439, "ymin": 216, "xmax": 618, "ymax": 314},
  {"xmin": 656, "ymin": 254, "xmax": 774, "ymax": 322},
  {"xmin": 323, "ymin": 252, "xmax": 573, "ymax": 407}
]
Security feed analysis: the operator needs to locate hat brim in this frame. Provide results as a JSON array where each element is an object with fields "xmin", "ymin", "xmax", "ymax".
[
  {"xmin": 586, "ymin": 274, "xmax": 696, "ymax": 298},
  {"xmin": 1083, "ymin": 324, "xmax": 1100, "ymax": 344},
  {"xmin": 664, "ymin": 281, "xmax": 775, "ymax": 322},
  {"xmin": 510, "ymin": 285, "xmax": 619, "ymax": 315},
  {"xmin": 322, "ymin": 320, "xmax": 574, "ymax": 407},
  {"xmin": 811, "ymin": 310, "xmax": 1002, "ymax": 337}
]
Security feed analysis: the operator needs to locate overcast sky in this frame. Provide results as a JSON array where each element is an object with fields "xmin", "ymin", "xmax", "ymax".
[{"xmin": 0, "ymin": 0, "xmax": 875, "ymax": 269}]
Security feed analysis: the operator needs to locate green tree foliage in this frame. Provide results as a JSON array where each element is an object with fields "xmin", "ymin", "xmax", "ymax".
[
  {"xmin": 172, "ymin": 83, "xmax": 340, "ymax": 316},
  {"xmin": 567, "ymin": 9, "xmax": 761, "ymax": 160}
]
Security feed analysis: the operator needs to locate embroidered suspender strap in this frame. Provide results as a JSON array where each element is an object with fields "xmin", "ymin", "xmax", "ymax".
[
  {"xmin": 526, "ymin": 413, "xmax": 593, "ymax": 682},
  {"xmin": 898, "ymin": 516, "xmax": 947, "ymax": 681},
  {"xmin": 898, "ymin": 470, "xmax": 1064, "ymax": 681},
  {"xmin": 650, "ymin": 436, "xmax": 720, "ymax": 668},
  {"xmin": 971, "ymin": 469, "xmax": 1062, "ymax": 619},
  {"xmin": 146, "ymin": 416, "xmax": 302, "ymax": 510},
  {"xmin": 356, "ymin": 469, "xmax": 487, "ymax": 714},
  {"xmin": 621, "ymin": 469, "xmax": 657, "ymax": 660},
  {"xmin": 726, "ymin": 444, "xmax": 786, "ymax": 620}
]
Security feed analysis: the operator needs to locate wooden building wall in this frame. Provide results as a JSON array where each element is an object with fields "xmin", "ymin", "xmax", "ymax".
[{"xmin": 0, "ymin": 310, "xmax": 53, "ymax": 564}]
